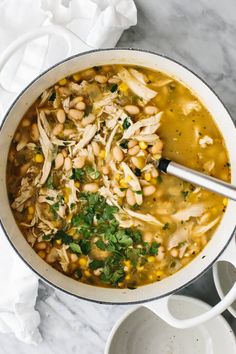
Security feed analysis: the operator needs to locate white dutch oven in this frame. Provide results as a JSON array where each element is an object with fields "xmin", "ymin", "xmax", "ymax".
[{"xmin": 0, "ymin": 25, "xmax": 236, "ymax": 329}]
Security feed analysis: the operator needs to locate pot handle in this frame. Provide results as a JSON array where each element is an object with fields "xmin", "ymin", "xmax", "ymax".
[
  {"xmin": 145, "ymin": 237, "xmax": 236, "ymax": 328},
  {"xmin": 0, "ymin": 24, "xmax": 92, "ymax": 116}
]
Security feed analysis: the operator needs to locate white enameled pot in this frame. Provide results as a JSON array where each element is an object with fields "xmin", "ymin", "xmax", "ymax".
[{"xmin": 0, "ymin": 25, "xmax": 236, "ymax": 328}]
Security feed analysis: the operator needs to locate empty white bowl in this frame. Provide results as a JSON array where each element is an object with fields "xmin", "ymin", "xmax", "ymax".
[
  {"xmin": 105, "ymin": 295, "xmax": 236, "ymax": 354},
  {"xmin": 213, "ymin": 260, "xmax": 236, "ymax": 317}
]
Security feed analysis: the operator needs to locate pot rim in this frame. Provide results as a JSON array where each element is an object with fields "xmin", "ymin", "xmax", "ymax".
[{"xmin": 1, "ymin": 47, "xmax": 235, "ymax": 304}]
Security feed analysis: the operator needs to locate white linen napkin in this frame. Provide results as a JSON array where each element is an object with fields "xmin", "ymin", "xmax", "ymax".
[{"xmin": 0, "ymin": 0, "xmax": 137, "ymax": 344}]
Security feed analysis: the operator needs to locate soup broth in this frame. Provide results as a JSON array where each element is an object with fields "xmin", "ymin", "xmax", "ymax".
[{"xmin": 6, "ymin": 65, "xmax": 230, "ymax": 288}]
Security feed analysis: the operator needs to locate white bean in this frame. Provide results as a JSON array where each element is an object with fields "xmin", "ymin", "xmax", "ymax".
[
  {"xmin": 142, "ymin": 232, "xmax": 153, "ymax": 243},
  {"xmin": 151, "ymin": 140, "xmax": 163, "ymax": 154},
  {"xmin": 46, "ymin": 247, "xmax": 58, "ymax": 263},
  {"xmin": 126, "ymin": 189, "xmax": 136, "ymax": 206},
  {"xmin": 108, "ymin": 77, "xmax": 121, "ymax": 84},
  {"xmin": 56, "ymin": 109, "xmax": 66, "ymax": 123},
  {"xmin": 151, "ymin": 167, "xmax": 158, "ymax": 178},
  {"xmin": 128, "ymin": 140, "xmax": 138, "ymax": 148},
  {"xmin": 31, "ymin": 123, "xmax": 39, "ymax": 142},
  {"xmin": 68, "ymin": 109, "xmax": 84, "ymax": 121},
  {"xmin": 143, "ymin": 185, "xmax": 156, "ymax": 196},
  {"xmin": 128, "ymin": 145, "xmax": 140, "ymax": 156},
  {"xmin": 113, "ymin": 146, "xmax": 124, "ymax": 162},
  {"xmin": 73, "ymin": 156, "xmax": 85, "ymax": 168},
  {"xmin": 144, "ymin": 106, "xmax": 158, "ymax": 115},
  {"xmin": 81, "ymin": 114, "xmax": 96, "ymax": 127},
  {"xmin": 21, "ymin": 119, "xmax": 31, "ymax": 127},
  {"xmin": 64, "ymin": 156, "xmax": 72, "ymax": 171},
  {"xmin": 70, "ymin": 96, "xmax": 83, "ymax": 107},
  {"xmin": 95, "ymin": 75, "xmax": 107, "ymax": 83},
  {"xmin": 52, "ymin": 123, "xmax": 64, "ymax": 136},
  {"xmin": 170, "ymin": 248, "xmax": 179, "ymax": 258},
  {"xmin": 124, "ymin": 105, "xmax": 140, "ymax": 115},
  {"xmin": 83, "ymin": 183, "xmax": 99, "ymax": 193},
  {"xmin": 55, "ymin": 153, "xmax": 64, "ymax": 169},
  {"xmin": 91, "ymin": 141, "xmax": 100, "ymax": 156},
  {"xmin": 75, "ymin": 101, "xmax": 86, "ymax": 110}
]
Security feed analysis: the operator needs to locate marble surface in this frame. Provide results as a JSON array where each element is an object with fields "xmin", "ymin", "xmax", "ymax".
[{"xmin": 1, "ymin": 0, "xmax": 236, "ymax": 352}]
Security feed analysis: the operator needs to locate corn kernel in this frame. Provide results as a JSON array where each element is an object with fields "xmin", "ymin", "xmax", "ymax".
[
  {"xmin": 117, "ymin": 197, "xmax": 123, "ymax": 205},
  {"xmin": 147, "ymin": 256, "xmax": 156, "ymax": 263},
  {"xmin": 139, "ymin": 141, "xmax": 148, "ymax": 150},
  {"xmin": 72, "ymin": 73, "xmax": 80, "ymax": 81},
  {"xmin": 63, "ymin": 187, "xmax": 71, "ymax": 204},
  {"xmin": 27, "ymin": 214, "xmax": 33, "ymax": 221},
  {"xmin": 35, "ymin": 154, "xmax": 44, "ymax": 163},
  {"xmin": 223, "ymin": 198, "xmax": 228, "ymax": 206},
  {"xmin": 137, "ymin": 265, "xmax": 144, "ymax": 271},
  {"xmin": 99, "ymin": 149, "xmax": 106, "ymax": 158},
  {"xmin": 28, "ymin": 205, "xmax": 35, "ymax": 215},
  {"xmin": 124, "ymin": 260, "xmax": 131, "ymax": 267},
  {"xmin": 38, "ymin": 251, "xmax": 46, "ymax": 259},
  {"xmin": 56, "ymin": 239, "xmax": 62, "ymax": 245},
  {"xmin": 79, "ymin": 258, "xmax": 87, "ymax": 267},
  {"xmin": 144, "ymin": 173, "xmax": 151, "ymax": 182},
  {"xmin": 156, "ymin": 270, "xmax": 164, "ymax": 277},
  {"xmin": 148, "ymin": 274, "xmax": 154, "ymax": 281},
  {"xmin": 115, "ymin": 173, "xmax": 121, "ymax": 181},
  {"xmin": 58, "ymin": 78, "xmax": 67, "ymax": 86},
  {"xmin": 132, "ymin": 156, "xmax": 145, "ymax": 169},
  {"xmin": 75, "ymin": 181, "xmax": 80, "ymax": 188},
  {"xmin": 84, "ymin": 270, "xmax": 91, "ymax": 277},
  {"xmin": 153, "ymin": 154, "xmax": 161, "ymax": 160},
  {"xmin": 151, "ymin": 178, "xmax": 157, "ymax": 185},
  {"xmin": 119, "ymin": 179, "xmax": 128, "ymax": 189},
  {"xmin": 118, "ymin": 82, "xmax": 128, "ymax": 92},
  {"xmin": 67, "ymin": 228, "xmax": 76, "ymax": 236},
  {"xmin": 125, "ymin": 274, "xmax": 131, "ymax": 280}
]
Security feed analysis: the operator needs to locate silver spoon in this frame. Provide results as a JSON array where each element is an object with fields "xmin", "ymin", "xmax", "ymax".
[{"xmin": 157, "ymin": 158, "xmax": 236, "ymax": 201}]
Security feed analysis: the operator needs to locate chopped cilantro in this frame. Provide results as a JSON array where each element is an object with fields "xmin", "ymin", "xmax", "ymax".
[
  {"xmin": 119, "ymin": 139, "xmax": 129, "ymax": 149},
  {"xmin": 162, "ymin": 223, "xmax": 170, "ymax": 230},
  {"xmin": 42, "ymin": 235, "xmax": 51, "ymax": 241},
  {"xmin": 71, "ymin": 168, "xmax": 85, "ymax": 182},
  {"xmin": 69, "ymin": 242, "xmax": 82, "ymax": 254},
  {"xmin": 134, "ymin": 190, "xmax": 142, "ymax": 195},
  {"xmin": 89, "ymin": 260, "xmax": 104, "ymax": 270},
  {"xmin": 48, "ymin": 91, "xmax": 56, "ymax": 101},
  {"xmin": 75, "ymin": 269, "xmax": 82, "ymax": 279},
  {"xmin": 181, "ymin": 190, "xmax": 189, "ymax": 200},
  {"xmin": 85, "ymin": 166, "xmax": 100, "ymax": 180},
  {"xmin": 122, "ymin": 117, "xmax": 132, "ymax": 130},
  {"xmin": 54, "ymin": 230, "xmax": 73, "ymax": 244},
  {"xmin": 134, "ymin": 168, "xmax": 141, "ymax": 177},
  {"xmin": 45, "ymin": 175, "xmax": 55, "ymax": 189},
  {"xmin": 110, "ymin": 83, "xmax": 118, "ymax": 92},
  {"xmin": 95, "ymin": 239, "xmax": 107, "ymax": 250},
  {"xmin": 149, "ymin": 242, "xmax": 161, "ymax": 255}
]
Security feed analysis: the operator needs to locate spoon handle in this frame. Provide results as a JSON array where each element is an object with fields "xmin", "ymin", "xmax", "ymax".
[{"xmin": 158, "ymin": 158, "xmax": 236, "ymax": 201}]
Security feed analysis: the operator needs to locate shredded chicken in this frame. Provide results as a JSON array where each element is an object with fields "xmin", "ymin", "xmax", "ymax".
[
  {"xmin": 73, "ymin": 124, "xmax": 97, "ymax": 155},
  {"xmin": 173, "ymin": 204, "xmax": 205, "ymax": 222},
  {"xmin": 124, "ymin": 208, "xmax": 163, "ymax": 226},
  {"xmin": 199, "ymin": 135, "xmax": 213, "ymax": 148},
  {"xmin": 118, "ymin": 67, "xmax": 157, "ymax": 102},
  {"xmin": 123, "ymin": 112, "xmax": 162, "ymax": 140}
]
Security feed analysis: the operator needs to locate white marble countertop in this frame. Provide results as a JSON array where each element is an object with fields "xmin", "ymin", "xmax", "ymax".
[{"xmin": 1, "ymin": 0, "xmax": 236, "ymax": 352}]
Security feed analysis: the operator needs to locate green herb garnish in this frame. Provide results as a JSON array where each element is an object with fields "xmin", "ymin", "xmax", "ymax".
[
  {"xmin": 69, "ymin": 242, "xmax": 82, "ymax": 254},
  {"xmin": 122, "ymin": 117, "xmax": 132, "ymax": 130},
  {"xmin": 162, "ymin": 223, "xmax": 170, "ymax": 230},
  {"xmin": 110, "ymin": 83, "xmax": 118, "ymax": 92}
]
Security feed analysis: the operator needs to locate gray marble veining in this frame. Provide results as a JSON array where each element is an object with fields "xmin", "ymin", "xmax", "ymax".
[{"xmin": 1, "ymin": 0, "xmax": 236, "ymax": 352}]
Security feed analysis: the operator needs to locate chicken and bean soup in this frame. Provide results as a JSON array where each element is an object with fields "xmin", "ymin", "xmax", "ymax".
[{"xmin": 7, "ymin": 65, "xmax": 230, "ymax": 288}]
